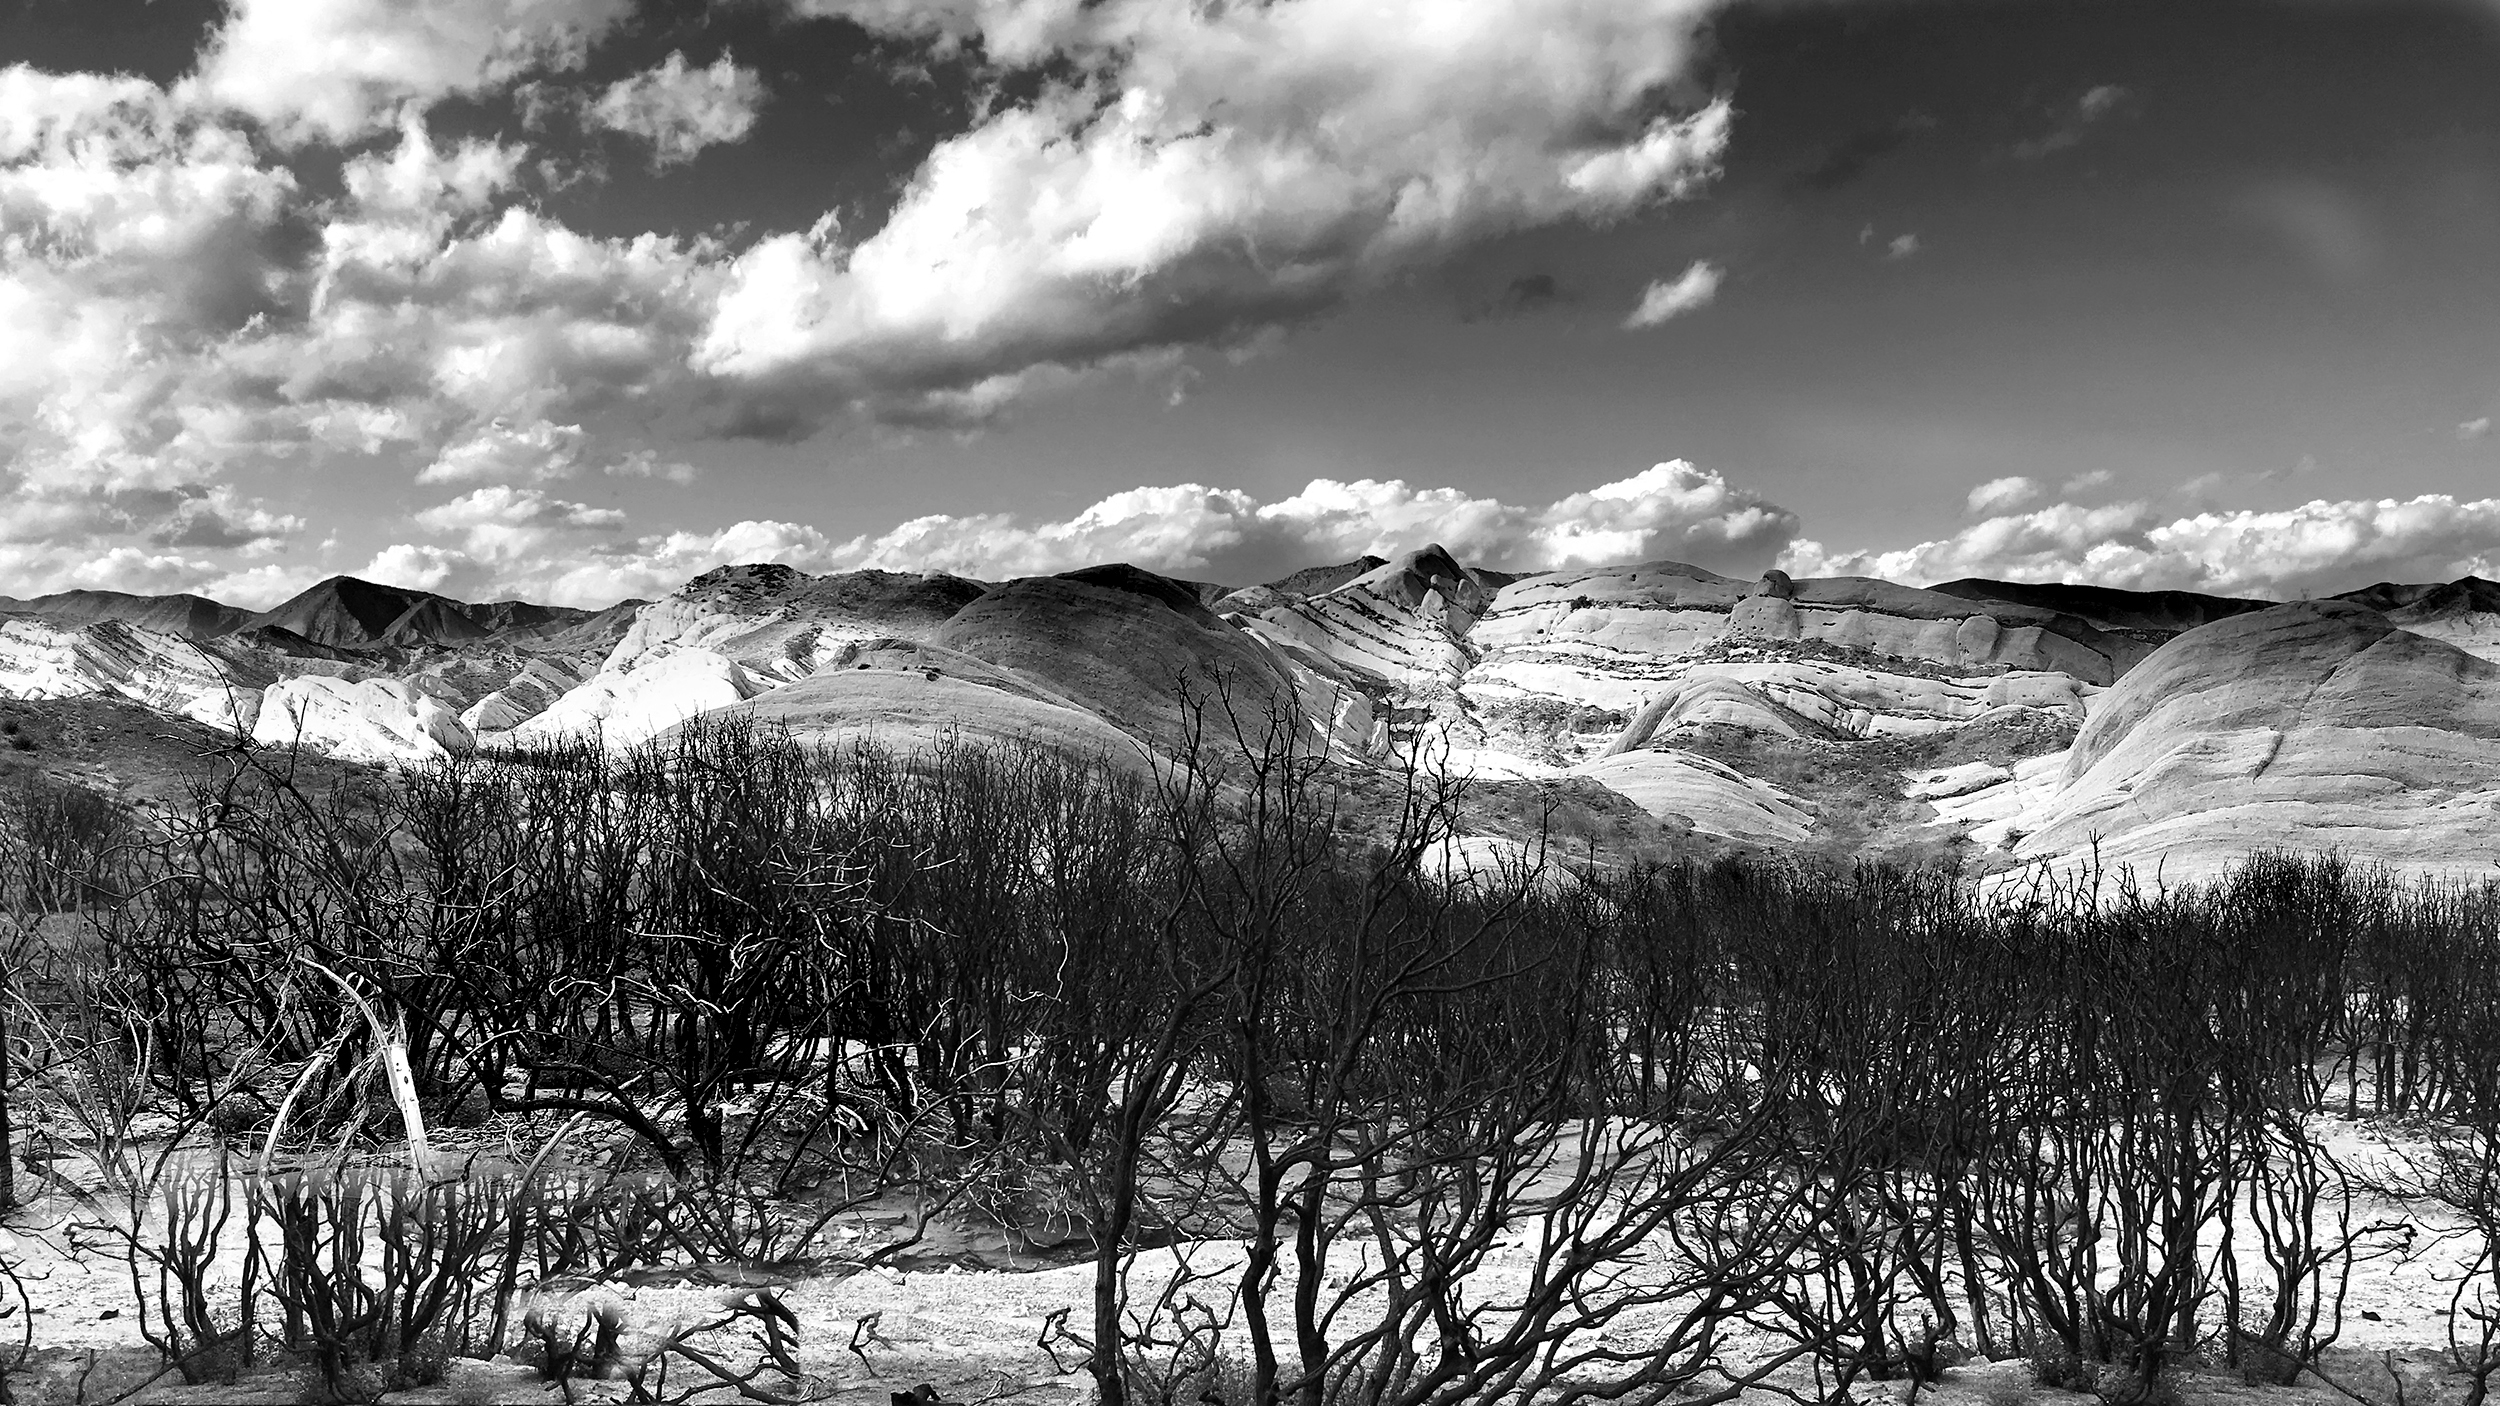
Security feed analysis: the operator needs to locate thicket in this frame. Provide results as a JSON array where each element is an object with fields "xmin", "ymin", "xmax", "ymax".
[{"xmin": 0, "ymin": 710, "xmax": 2494, "ymax": 1404}]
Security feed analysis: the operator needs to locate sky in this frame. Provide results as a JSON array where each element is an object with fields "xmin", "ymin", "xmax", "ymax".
[{"xmin": 1, "ymin": 0, "xmax": 2497, "ymax": 609}]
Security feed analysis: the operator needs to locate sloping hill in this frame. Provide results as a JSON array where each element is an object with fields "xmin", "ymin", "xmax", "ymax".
[
  {"xmin": 0, "ymin": 588, "xmax": 255, "ymax": 639},
  {"xmin": 932, "ymin": 564, "xmax": 1334, "ymax": 756},
  {"xmin": 709, "ymin": 639, "xmax": 1149, "ymax": 768},
  {"xmin": 1927, "ymin": 578, "xmax": 2273, "ymax": 634},
  {"xmin": 15, "ymin": 544, "xmax": 2500, "ymax": 885},
  {"xmin": 1959, "ymin": 602, "xmax": 2500, "ymax": 882},
  {"xmin": 243, "ymin": 576, "xmax": 616, "ymax": 651},
  {"xmin": 2338, "ymin": 576, "xmax": 2500, "ymax": 662}
]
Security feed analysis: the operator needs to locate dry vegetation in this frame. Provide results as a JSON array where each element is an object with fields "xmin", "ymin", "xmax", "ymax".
[{"xmin": 0, "ymin": 699, "xmax": 2493, "ymax": 1406}]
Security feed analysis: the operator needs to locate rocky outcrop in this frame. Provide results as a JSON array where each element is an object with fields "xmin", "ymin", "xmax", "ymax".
[
  {"xmin": 253, "ymin": 676, "xmax": 472, "ymax": 763},
  {"xmin": 1232, "ymin": 544, "xmax": 1490, "ymax": 690},
  {"xmin": 1984, "ymin": 603, "xmax": 2500, "ymax": 881},
  {"xmin": 713, "ymin": 639, "xmax": 1150, "ymax": 769},
  {"xmin": 0, "ymin": 616, "xmax": 262, "ymax": 730},
  {"xmin": 1572, "ymin": 749, "xmax": 1816, "ymax": 845},
  {"xmin": 460, "ymin": 657, "xmax": 598, "ymax": 734},
  {"xmin": 509, "ymin": 647, "xmax": 770, "ymax": 748}
]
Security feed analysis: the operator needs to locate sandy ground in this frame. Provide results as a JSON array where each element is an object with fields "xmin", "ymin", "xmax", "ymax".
[{"xmin": 1, "ymin": 1115, "xmax": 2489, "ymax": 1405}]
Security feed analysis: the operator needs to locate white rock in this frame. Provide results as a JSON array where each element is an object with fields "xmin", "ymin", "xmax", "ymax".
[
  {"xmin": 253, "ymin": 676, "xmax": 473, "ymax": 763},
  {"xmin": 0, "ymin": 616, "xmax": 259, "ymax": 730},
  {"xmin": 508, "ymin": 647, "xmax": 768, "ymax": 749},
  {"xmin": 1575, "ymin": 749, "xmax": 1816, "ymax": 845},
  {"xmin": 1903, "ymin": 761, "xmax": 2014, "ymax": 801}
]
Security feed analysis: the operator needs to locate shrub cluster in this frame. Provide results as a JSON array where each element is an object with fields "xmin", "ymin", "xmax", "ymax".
[{"xmin": 0, "ymin": 706, "xmax": 2496, "ymax": 1405}]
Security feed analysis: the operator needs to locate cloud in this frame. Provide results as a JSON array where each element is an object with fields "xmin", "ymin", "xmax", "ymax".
[
  {"xmin": 606, "ymin": 448, "xmax": 700, "ymax": 483},
  {"xmin": 701, "ymin": 0, "xmax": 1734, "ymax": 422},
  {"xmin": 1886, "ymin": 233, "xmax": 1921, "ymax": 260},
  {"xmin": 413, "ymin": 485, "xmax": 626, "ymax": 563},
  {"xmin": 184, "ymin": 0, "xmax": 635, "ymax": 144},
  {"xmin": 2012, "ymin": 83, "xmax": 2134, "ymax": 160},
  {"xmin": 145, "ymin": 486, "xmax": 305, "ymax": 551},
  {"xmin": 361, "ymin": 542, "xmax": 489, "ymax": 597},
  {"xmin": 419, "ymin": 419, "xmax": 589, "ymax": 485},
  {"xmin": 367, "ymin": 459, "xmax": 1802, "ymax": 607},
  {"xmin": 1623, "ymin": 261, "xmax": 1723, "ymax": 329},
  {"xmin": 743, "ymin": 458, "xmax": 1794, "ymax": 585},
  {"xmin": 584, "ymin": 52, "xmax": 767, "ymax": 168},
  {"xmin": 1, "ymin": 0, "xmax": 1759, "ymax": 600},
  {"xmin": 2461, "ymin": 417, "xmax": 2493, "ymax": 441},
  {"xmin": 1965, "ymin": 476, "xmax": 2042, "ymax": 516},
  {"xmin": 2062, "ymin": 469, "xmax": 2116, "ymax": 496},
  {"xmin": 1784, "ymin": 493, "xmax": 2500, "ymax": 597}
]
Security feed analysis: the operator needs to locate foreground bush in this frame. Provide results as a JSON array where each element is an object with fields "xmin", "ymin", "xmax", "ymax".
[{"xmin": 0, "ymin": 708, "xmax": 2495, "ymax": 1402}]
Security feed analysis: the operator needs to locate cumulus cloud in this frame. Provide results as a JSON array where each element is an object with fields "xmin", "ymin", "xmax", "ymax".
[
  {"xmin": 0, "ymin": 75, "xmax": 717, "ymax": 597},
  {"xmin": 585, "ymin": 52, "xmax": 766, "ymax": 168},
  {"xmin": 361, "ymin": 542, "xmax": 490, "ymax": 597},
  {"xmin": 669, "ymin": 459, "xmax": 1793, "ymax": 588},
  {"xmin": 1, "ymin": 0, "xmax": 1764, "ymax": 599},
  {"xmin": 185, "ymin": 0, "xmax": 634, "ymax": 144},
  {"xmin": 1784, "ymin": 493, "xmax": 2500, "ymax": 597},
  {"xmin": 1887, "ymin": 233, "xmax": 1921, "ymax": 260},
  {"xmin": 1622, "ymin": 261, "xmax": 1723, "ymax": 329},
  {"xmin": 1965, "ymin": 476, "xmax": 2042, "ymax": 516},
  {"xmin": 413, "ymin": 485, "xmax": 626, "ymax": 563},
  {"xmin": 355, "ymin": 459, "xmax": 1799, "ymax": 608},
  {"xmin": 700, "ymin": 0, "xmax": 1734, "ymax": 421},
  {"xmin": 419, "ymin": 420, "xmax": 589, "ymax": 484},
  {"xmin": 606, "ymin": 448, "xmax": 700, "ymax": 483},
  {"xmin": 2461, "ymin": 417, "xmax": 2493, "ymax": 441}
]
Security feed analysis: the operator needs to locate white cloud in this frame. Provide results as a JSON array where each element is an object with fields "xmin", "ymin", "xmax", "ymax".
[
  {"xmin": 729, "ymin": 458, "xmax": 1796, "ymax": 585},
  {"xmin": 201, "ymin": 563, "xmax": 330, "ymax": 610},
  {"xmin": 700, "ymin": 0, "xmax": 1733, "ymax": 420},
  {"xmin": 1, "ymin": 0, "xmax": 1757, "ymax": 596},
  {"xmin": 184, "ymin": 0, "xmax": 635, "ymax": 144},
  {"xmin": 360, "ymin": 459, "xmax": 1800, "ymax": 607},
  {"xmin": 606, "ymin": 448, "xmax": 700, "ymax": 484},
  {"xmin": 1887, "ymin": 233, "xmax": 1921, "ymax": 260},
  {"xmin": 2461, "ymin": 417, "xmax": 2493, "ymax": 441},
  {"xmin": 1965, "ymin": 476, "xmax": 2042, "ymax": 516},
  {"xmin": 419, "ymin": 419, "xmax": 588, "ymax": 484},
  {"xmin": 62, "ymin": 546, "xmax": 226, "ymax": 596},
  {"xmin": 1622, "ymin": 261, "xmax": 1723, "ymax": 330},
  {"xmin": 0, "ymin": 65, "xmax": 301, "ymax": 499},
  {"xmin": 1785, "ymin": 493, "xmax": 2500, "ymax": 597},
  {"xmin": 362, "ymin": 542, "xmax": 488, "ymax": 597},
  {"xmin": 2062, "ymin": 469, "xmax": 2116, "ymax": 496},
  {"xmin": 413, "ymin": 485, "xmax": 626, "ymax": 562},
  {"xmin": 586, "ymin": 52, "xmax": 766, "ymax": 168}
]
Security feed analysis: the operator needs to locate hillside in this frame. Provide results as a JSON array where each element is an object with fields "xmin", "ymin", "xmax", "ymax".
[{"xmin": 8, "ymin": 554, "xmax": 2500, "ymax": 882}]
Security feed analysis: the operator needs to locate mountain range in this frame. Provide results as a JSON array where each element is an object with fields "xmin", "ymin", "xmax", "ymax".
[{"xmin": 5, "ymin": 553, "xmax": 2496, "ymax": 885}]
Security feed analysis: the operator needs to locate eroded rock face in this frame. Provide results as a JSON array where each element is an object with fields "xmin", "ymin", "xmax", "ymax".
[
  {"xmin": 253, "ymin": 676, "xmax": 473, "ymax": 763},
  {"xmin": 22, "ymin": 554, "xmax": 2500, "ymax": 881},
  {"xmin": 1573, "ymin": 750, "xmax": 1816, "ymax": 845},
  {"xmin": 1233, "ymin": 544, "xmax": 1491, "ymax": 691},
  {"xmin": 0, "ymin": 616, "xmax": 263, "ymax": 731},
  {"xmin": 1993, "ymin": 602, "xmax": 2500, "ymax": 882},
  {"xmin": 460, "ymin": 657, "xmax": 597, "ymax": 734},
  {"xmin": 509, "ymin": 648, "xmax": 770, "ymax": 749}
]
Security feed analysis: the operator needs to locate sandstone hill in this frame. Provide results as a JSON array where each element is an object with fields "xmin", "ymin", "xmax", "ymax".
[{"xmin": 7, "ymin": 553, "xmax": 2498, "ymax": 884}]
